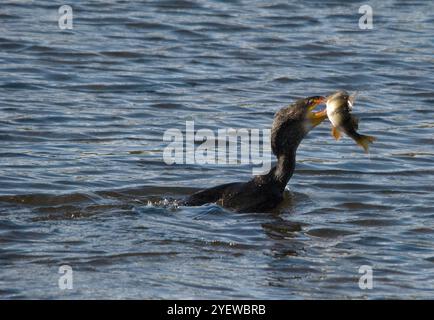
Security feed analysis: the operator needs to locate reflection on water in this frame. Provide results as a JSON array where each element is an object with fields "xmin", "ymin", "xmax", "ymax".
[{"xmin": 1, "ymin": 0, "xmax": 434, "ymax": 299}]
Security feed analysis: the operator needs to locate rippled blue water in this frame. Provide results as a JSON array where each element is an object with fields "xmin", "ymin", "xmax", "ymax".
[{"xmin": 0, "ymin": 0, "xmax": 433, "ymax": 299}]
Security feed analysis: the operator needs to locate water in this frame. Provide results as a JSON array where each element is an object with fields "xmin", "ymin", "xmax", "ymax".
[{"xmin": 1, "ymin": 0, "xmax": 433, "ymax": 299}]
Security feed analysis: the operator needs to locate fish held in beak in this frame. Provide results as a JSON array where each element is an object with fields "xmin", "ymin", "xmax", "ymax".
[{"xmin": 325, "ymin": 90, "xmax": 376, "ymax": 153}]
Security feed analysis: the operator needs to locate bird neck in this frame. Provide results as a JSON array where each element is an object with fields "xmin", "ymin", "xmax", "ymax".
[{"xmin": 273, "ymin": 148, "xmax": 297, "ymax": 190}]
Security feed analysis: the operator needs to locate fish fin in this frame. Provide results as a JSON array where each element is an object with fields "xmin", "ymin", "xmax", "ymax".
[
  {"xmin": 332, "ymin": 127, "xmax": 342, "ymax": 140},
  {"xmin": 348, "ymin": 92, "xmax": 358, "ymax": 109},
  {"xmin": 356, "ymin": 135, "xmax": 376, "ymax": 153}
]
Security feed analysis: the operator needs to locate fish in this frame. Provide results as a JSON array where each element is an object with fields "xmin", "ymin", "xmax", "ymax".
[{"xmin": 325, "ymin": 90, "xmax": 376, "ymax": 153}]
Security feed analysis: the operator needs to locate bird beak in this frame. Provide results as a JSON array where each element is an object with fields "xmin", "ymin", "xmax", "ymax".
[{"xmin": 307, "ymin": 97, "xmax": 327, "ymax": 127}]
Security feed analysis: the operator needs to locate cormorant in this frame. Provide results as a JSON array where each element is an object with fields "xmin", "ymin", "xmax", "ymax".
[{"xmin": 183, "ymin": 96, "xmax": 327, "ymax": 212}]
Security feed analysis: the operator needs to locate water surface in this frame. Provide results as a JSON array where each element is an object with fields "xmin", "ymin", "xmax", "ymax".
[{"xmin": 0, "ymin": 0, "xmax": 434, "ymax": 299}]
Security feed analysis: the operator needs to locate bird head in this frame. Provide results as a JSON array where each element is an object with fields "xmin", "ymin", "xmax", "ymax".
[{"xmin": 271, "ymin": 96, "xmax": 327, "ymax": 157}]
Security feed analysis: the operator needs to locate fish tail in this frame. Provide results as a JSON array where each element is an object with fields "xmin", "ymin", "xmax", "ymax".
[{"xmin": 356, "ymin": 135, "xmax": 376, "ymax": 153}]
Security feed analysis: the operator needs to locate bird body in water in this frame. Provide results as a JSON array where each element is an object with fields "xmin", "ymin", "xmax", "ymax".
[{"xmin": 184, "ymin": 97, "xmax": 327, "ymax": 212}]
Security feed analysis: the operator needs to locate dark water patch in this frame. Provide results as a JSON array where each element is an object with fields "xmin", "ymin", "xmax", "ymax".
[
  {"xmin": 154, "ymin": 0, "xmax": 201, "ymax": 9},
  {"xmin": 406, "ymin": 227, "xmax": 434, "ymax": 234},
  {"xmin": 67, "ymin": 83, "xmax": 152, "ymax": 93},
  {"xmin": 337, "ymin": 202, "xmax": 395, "ymax": 211},
  {"xmin": 258, "ymin": 3, "xmax": 297, "ymax": 10},
  {"xmin": 83, "ymin": 251, "xmax": 180, "ymax": 265},
  {"xmin": 0, "ymin": 41, "xmax": 27, "ymax": 50},
  {"xmin": 346, "ymin": 218, "xmax": 399, "ymax": 227},
  {"xmin": 125, "ymin": 21, "xmax": 174, "ymax": 30},
  {"xmin": 353, "ymin": 236, "xmax": 393, "ymax": 246},
  {"xmin": 99, "ymin": 51, "xmax": 144, "ymax": 58},
  {"xmin": 0, "ymin": 13, "xmax": 19, "ymax": 20},
  {"xmin": 194, "ymin": 22, "xmax": 252, "ymax": 33},
  {"xmin": 0, "ymin": 229, "xmax": 49, "ymax": 243},
  {"xmin": 150, "ymin": 103, "xmax": 185, "ymax": 110},
  {"xmin": 262, "ymin": 221, "xmax": 304, "ymax": 239},
  {"xmin": 0, "ymin": 192, "xmax": 102, "ymax": 207},
  {"xmin": 306, "ymin": 228, "xmax": 355, "ymax": 239},
  {"xmin": 32, "ymin": 203, "xmax": 134, "ymax": 222},
  {"xmin": 425, "ymin": 257, "xmax": 434, "ymax": 263},
  {"xmin": 0, "ymin": 82, "xmax": 42, "ymax": 90}
]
